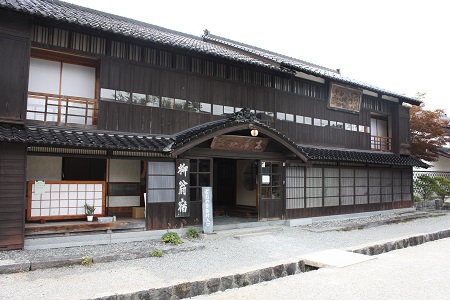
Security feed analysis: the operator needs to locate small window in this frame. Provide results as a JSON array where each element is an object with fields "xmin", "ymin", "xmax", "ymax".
[
  {"xmin": 213, "ymin": 105, "xmax": 223, "ymax": 115},
  {"xmin": 224, "ymin": 106, "xmax": 234, "ymax": 114},
  {"xmin": 174, "ymin": 99, "xmax": 187, "ymax": 110},
  {"xmin": 264, "ymin": 112, "xmax": 274, "ymax": 121},
  {"xmin": 109, "ymin": 183, "xmax": 140, "ymax": 196},
  {"xmin": 100, "ymin": 88, "xmax": 116, "ymax": 101},
  {"xmin": 296, "ymin": 115, "xmax": 304, "ymax": 124},
  {"xmin": 321, "ymin": 119, "xmax": 329, "ymax": 127},
  {"xmin": 161, "ymin": 97, "xmax": 175, "ymax": 109},
  {"xmin": 314, "ymin": 118, "xmax": 321, "ymax": 126},
  {"xmin": 200, "ymin": 103, "xmax": 211, "ymax": 113},
  {"xmin": 277, "ymin": 112, "xmax": 285, "ymax": 120},
  {"xmin": 286, "ymin": 113, "xmax": 294, "ymax": 122},
  {"xmin": 187, "ymin": 101, "xmax": 200, "ymax": 112},
  {"xmin": 132, "ymin": 93, "xmax": 147, "ymax": 105},
  {"xmin": 116, "ymin": 91, "xmax": 131, "ymax": 103},
  {"xmin": 304, "ymin": 117, "xmax": 312, "ymax": 125},
  {"xmin": 147, "ymin": 95, "xmax": 160, "ymax": 107}
]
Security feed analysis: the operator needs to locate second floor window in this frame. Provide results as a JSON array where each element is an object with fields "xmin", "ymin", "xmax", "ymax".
[
  {"xmin": 371, "ymin": 116, "xmax": 391, "ymax": 152},
  {"xmin": 27, "ymin": 55, "xmax": 98, "ymax": 128}
]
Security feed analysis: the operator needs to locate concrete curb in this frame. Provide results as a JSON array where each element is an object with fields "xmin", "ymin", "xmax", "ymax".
[{"xmin": 88, "ymin": 228, "xmax": 450, "ymax": 300}]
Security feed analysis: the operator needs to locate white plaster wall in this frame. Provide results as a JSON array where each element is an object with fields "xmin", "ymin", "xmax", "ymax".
[
  {"xmin": 423, "ymin": 156, "xmax": 450, "ymax": 172},
  {"xmin": 27, "ymin": 156, "xmax": 62, "ymax": 180},
  {"xmin": 108, "ymin": 159, "xmax": 141, "ymax": 207},
  {"xmin": 109, "ymin": 159, "xmax": 140, "ymax": 182},
  {"xmin": 108, "ymin": 196, "xmax": 140, "ymax": 207},
  {"xmin": 235, "ymin": 160, "xmax": 256, "ymax": 207}
]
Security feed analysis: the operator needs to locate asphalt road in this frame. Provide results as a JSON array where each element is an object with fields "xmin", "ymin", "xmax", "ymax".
[{"xmin": 193, "ymin": 237, "xmax": 450, "ymax": 300}]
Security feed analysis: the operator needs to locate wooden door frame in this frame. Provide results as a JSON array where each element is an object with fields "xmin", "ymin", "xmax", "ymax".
[{"xmin": 257, "ymin": 160, "xmax": 284, "ymax": 221}]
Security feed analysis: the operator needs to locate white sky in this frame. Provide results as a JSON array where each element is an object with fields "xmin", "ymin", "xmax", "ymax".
[{"xmin": 64, "ymin": 0, "xmax": 450, "ymax": 113}]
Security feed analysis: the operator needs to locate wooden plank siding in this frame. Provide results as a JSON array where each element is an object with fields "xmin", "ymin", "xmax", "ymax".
[
  {"xmin": 0, "ymin": 143, "xmax": 26, "ymax": 250},
  {"xmin": 146, "ymin": 201, "xmax": 202, "ymax": 230},
  {"xmin": 97, "ymin": 58, "xmax": 396, "ymax": 151},
  {"xmin": 0, "ymin": 11, "xmax": 31, "ymax": 124}
]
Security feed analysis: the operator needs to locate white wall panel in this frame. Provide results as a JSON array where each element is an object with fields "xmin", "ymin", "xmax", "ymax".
[
  {"xmin": 61, "ymin": 63, "xmax": 96, "ymax": 98},
  {"xmin": 109, "ymin": 159, "xmax": 140, "ymax": 182},
  {"xmin": 28, "ymin": 58, "xmax": 60, "ymax": 94}
]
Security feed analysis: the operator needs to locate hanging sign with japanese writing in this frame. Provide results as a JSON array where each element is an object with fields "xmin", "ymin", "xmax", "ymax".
[
  {"xmin": 175, "ymin": 159, "xmax": 190, "ymax": 218},
  {"xmin": 202, "ymin": 186, "xmax": 213, "ymax": 234}
]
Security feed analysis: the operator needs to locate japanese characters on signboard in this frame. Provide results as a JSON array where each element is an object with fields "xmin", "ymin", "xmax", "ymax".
[
  {"xmin": 175, "ymin": 159, "xmax": 190, "ymax": 218},
  {"xmin": 202, "ymin": 186, "xmax": 213, "ymax": 234}
]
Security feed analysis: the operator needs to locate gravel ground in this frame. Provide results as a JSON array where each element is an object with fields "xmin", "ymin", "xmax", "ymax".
[{"xmin": 0, "ymin": 209, "xmax": 449, "ymax": 300}]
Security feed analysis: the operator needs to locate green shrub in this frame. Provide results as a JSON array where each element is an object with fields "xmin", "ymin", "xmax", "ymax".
[
  {"xmin": 186, "ymin": 228, "xmax": 199, "ymax": 239},
  {"xmin": 161, "ymin": 231, "xmax": 183, "ymax": 245},
  {"xmin": 414, "ymin": 175, "xmax": 438, "ymax": 201},
  {"xmin": 435, "ymin": 176, "xmax": 450, "ymax": 201},
  {"xmin": 81, "ymin": 256, "xmax": 93, "ymax": 267},
  {"xmin": 150, "ymin": 250, "xmax": 163, "ymax": 257}
]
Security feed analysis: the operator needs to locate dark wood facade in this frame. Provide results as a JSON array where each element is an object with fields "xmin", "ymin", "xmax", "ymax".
[
  {"xmin": 0, "ymin": 11, "xmax": 31, "ymax": 124},
  {"xmin": 0, "ymin": 3, "xmax": 423, "ymax": 249},
  {"xmin": 0, "ymin": 143, "xmax": 26, "ymax": 250}
]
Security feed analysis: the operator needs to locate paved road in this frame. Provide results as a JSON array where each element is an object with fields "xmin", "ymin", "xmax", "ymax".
[{"xmin": 194, "ymin": 237, "xmax": 450, "ymax": 300}]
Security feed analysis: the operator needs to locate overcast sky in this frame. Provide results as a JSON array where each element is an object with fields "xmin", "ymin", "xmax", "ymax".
[{"xmin": 64, "ymin": 0, "xmax": 450, "ymax": 113}]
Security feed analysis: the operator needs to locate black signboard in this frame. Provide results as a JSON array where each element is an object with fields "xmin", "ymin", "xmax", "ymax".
[{"xmin": 175, "ymin": 159, "xmax": 190, "ymax": 217}]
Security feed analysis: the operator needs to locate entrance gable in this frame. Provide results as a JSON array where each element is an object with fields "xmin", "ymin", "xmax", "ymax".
[{"xmin": 170, "ymin": 108, "xmax": 308, "ymax": 161}]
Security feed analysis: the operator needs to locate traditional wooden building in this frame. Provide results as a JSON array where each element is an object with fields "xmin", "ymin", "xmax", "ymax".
[{"xmin": 0, "ymin": 0, "xmax": 427, "ymax": 250}]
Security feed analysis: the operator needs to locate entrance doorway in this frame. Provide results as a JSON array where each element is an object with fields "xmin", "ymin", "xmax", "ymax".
[
  {"xmin": 213, "ymin": 158, "xmax": 258, "ymax": 218},
  {"xmin": 259, "ymin": 161, "xmax": 283, "ymax": 220}
]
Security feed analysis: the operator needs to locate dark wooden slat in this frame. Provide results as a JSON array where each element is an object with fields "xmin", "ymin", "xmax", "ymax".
[
  {"xmin": 0, "ymin": 143, "xmax": 26, "ymax": 251},
  {"xmin": 0, "ymin": 32, "xmax": 30, "ymax": 123}
]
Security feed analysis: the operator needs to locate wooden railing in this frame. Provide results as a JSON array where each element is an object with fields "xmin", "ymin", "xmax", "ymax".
[
  {"xmin": 27, "ymin": 91, "xmax": 98, "ymax": 128},
  {"xmin": 371, "ymin": 135, "xmax": 392, "ymax": 152}
]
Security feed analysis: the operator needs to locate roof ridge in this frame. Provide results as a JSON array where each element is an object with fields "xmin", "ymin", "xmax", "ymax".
[
  {"xmin": 37, "ymin": 0, "xmax": 203, "ymax": 40},
  {"xmin": 205, "ymin": 33, "xmax": 339, "ymax": 73}
]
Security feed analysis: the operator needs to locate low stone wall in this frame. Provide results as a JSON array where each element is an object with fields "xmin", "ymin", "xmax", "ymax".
[
  {"xmin": 349, "ymin": 229, "xmax": 450, "ymax": 256},
  {"xmin": 94, "ymin": 229, "xmax": 450, "ymax": 300},
  {"xmin": 95, "ymin": 261, "xmax": 306, "ymax": 300}
]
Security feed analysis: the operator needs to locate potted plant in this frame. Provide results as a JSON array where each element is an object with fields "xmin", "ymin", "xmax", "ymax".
[{"xmin": 84, "ymin": 203, "xmax": 96, "ymax": 221}]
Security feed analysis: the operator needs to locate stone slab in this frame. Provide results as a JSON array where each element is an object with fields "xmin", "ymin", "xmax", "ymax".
[
  {"xmin": 0, "ymin": 259, "xmax": 31, "ymax": 274},
  {"xmin": 233, "ymin": 227, "xmax": 284, "ymax": 240},
  {"xmin": 285, "ymin": 218, "xmax": 313, "ymax": 227},
  {"xmin": 300, "ymin": 249, "xmax": 376, "ymax": 268}
]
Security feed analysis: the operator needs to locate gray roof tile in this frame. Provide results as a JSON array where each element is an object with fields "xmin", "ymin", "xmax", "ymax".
[
  {"xmin": 0, "ymin": 121, "xmax": 428, "ymax": 168},
  {"xmin": 0, "ymin": 0, "xmax": 419, "ymax": 104}
]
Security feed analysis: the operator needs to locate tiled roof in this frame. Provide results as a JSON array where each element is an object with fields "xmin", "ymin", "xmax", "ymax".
[
  {"xmin": 0, "ymin": 123, "xmax": 174, "ymax": 152},
  {"xmin": 0, "ymin": 121, "xmax": 428, "ymax": 168},
  {"xmin": 204, "ymin": 34, "xmax": 421, "ymax": 105},
  {"xmin": 172, "ymin": 114, "xmax": 428, "ymax": 168},
  {"xmin": 0, "ymin": 0, "xmax": 280, "ymax": 72},
  {"xmin": 300, "ymin": 146, "xmax": 429, "ymax": 168},
  {"xmin": 0, "ymin": 0, "xmax": 419, "ymax": 104}
]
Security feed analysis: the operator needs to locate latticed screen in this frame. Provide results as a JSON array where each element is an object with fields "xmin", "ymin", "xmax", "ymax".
[
  {"xmin": 28, "ymin": 181, "xmax": 104, "ymax": 220},
  {"xmin": 285, "ymin": 166, "xmax": 413, "ymax": 209},
  {"xmin": 147, "ymin": 162, "xmax": 175, "ymax": 203}
]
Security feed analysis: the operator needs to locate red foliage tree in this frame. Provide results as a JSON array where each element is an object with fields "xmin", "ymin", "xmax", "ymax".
[{"xmin": 409, "ymin": 93, "xmax": 450, "ymax": 162}]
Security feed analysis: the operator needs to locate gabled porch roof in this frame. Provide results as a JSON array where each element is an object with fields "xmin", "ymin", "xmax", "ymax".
[{"xmin": 0, "ymin": 114, "xmax": 428, "ymax": 168}]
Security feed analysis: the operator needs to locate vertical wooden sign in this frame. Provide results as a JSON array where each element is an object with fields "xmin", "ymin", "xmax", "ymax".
[
  {"xmin": 175, "ymin": 159, "xmax": 190, "ymax": 218},
  {"xmin": 202, "ymin": 186, "xmax": 213, "ymax": 234}
]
